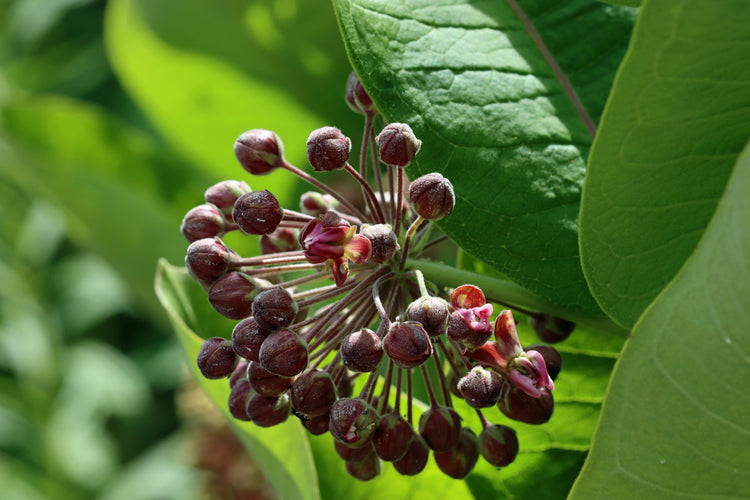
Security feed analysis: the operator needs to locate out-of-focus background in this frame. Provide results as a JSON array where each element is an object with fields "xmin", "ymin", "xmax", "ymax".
[{"xmin": 0, "ymin": 0, "xmax": 363, "ymax": 497}]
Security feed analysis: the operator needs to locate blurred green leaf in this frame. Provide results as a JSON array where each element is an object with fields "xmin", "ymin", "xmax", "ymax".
[
  {"xmin": 333, "ymin": 0, "xmax": 636, "ymax": 315},
  {"xmin": 579, "ymin": 0, "xmax": 750, "ymax": 327},
  {"xmin": 155, "ymin": 260, "xmax": 321, "ymax": 500},
  {"xmin": 570, "ymin": 142, "xmax": 750, "ymax": 497},
  {"xmin": 104, "ymin": 0, "xmax": 331, "ymax": 189}
]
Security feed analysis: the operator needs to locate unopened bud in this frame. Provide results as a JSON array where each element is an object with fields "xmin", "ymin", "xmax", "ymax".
[
  {"xmin": 345, "ymin": 71, "xmax": 376, "ymax": 116},
  {"xmin": 252, "ymin": 287, "xmax": 298, "ymax": 331},
  {"xmin": 306, "ymin": 127, "xmax": 351, "ymax": 172},
  {"xmin": 360, "ymin": 224, "xmax": 399, "ymax": 264},
  {"xmin": 478, "ymin": 424, "xmax": 518, "ymax": 467},
  {"xmin": 185, "ymin": 237, "xmax": 231, "ymax": 288},
  {"xmin": 181, "ymin": 203, "xmax": 227, "ymax": 242},
  {"xmin": 234, "ymin": 129, "xmax": 284, "ymax": 175},
  {"xmin": 406, "ymin": 296, "xmax": 450, "ymax": 337},
  {"xmin": 409, "ymin": 173, "xmax": 454, "ymax": 220},
  {"xmin": 208, "ymin": 272, "xmax": 261, "ymax": 320},
  {"xmin": 258, "ymin": 328, "xmax": 308, "ymax": 377},
  {"xmin": 196, "ymin": 337, "xmax": 237, "ymax": 379},
  {"xmin": 233, "ymin": 190, "xmax": 284, "ymax": 235},
  {"xmin": 204, "ymin": 180, "xmax": 251, "ymax": 217},
  {"xmin": 383, "ymin": 321, "xmax": 432, "ymax": 369},
  {"xmin": 433, "ymin": 427, "xmax": 479, "ymax": 479},
  {"xmin": 341, "ymin": 328, "xmax": 383, "ymax": 373},
  {"xmin": 376, "ymin": 123, "xmax": 421, "ymax": 167}
]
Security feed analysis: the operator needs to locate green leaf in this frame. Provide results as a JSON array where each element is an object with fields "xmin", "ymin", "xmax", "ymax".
[
  {"xmin": 0, "ymin": 95, "xmax": 204, "ymax": 319},
  {"xmin": 570, "ymin": 142, "xmax": 750, "ymax": 498},
  {"xmin": 579, "ymin": 0, "xmax": 750, "ymax": 327},
  {"xmin": 104, "ymin": 0, "xmax": 331, "ymax": 186},
  {"xmin": 154, "ymin": 260, "xmax": 321, "ymax": 500},
  {"xmin": 333, "ymin": 0, "xmax": 636, "ymax": 315}
]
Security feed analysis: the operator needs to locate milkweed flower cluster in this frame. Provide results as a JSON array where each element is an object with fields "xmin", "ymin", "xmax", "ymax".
[{"xmin": 180, "ymin": 72, "xmax": 566, "ymax": 480}]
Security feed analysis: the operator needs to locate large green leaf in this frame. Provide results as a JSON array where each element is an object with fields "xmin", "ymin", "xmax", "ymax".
[
  {"xmin": 333, "ymin": 0, "xmax": 636, "ymax": 315},
  {"xmin": 579, "ymin": 0, "xmax": 750, "ymax": 327},
  {"xmin": 570, "ymin": 142, "xmax": 750, "ymax": 498},
  {"xmin": 104, "ymin": 0, "xmax": 343, "ymax": 187}
]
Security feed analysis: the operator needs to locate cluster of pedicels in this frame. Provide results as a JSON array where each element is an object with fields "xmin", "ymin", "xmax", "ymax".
[{"xmin": 181, "ymin": 72, "xmax": 572, "ymax": 480}]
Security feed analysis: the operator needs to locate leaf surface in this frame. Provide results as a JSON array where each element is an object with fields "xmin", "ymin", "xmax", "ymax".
[
  {"xmin": 571, "ymin": 142, "xmax": 750, "ymax": 498},
  {"xmin": 333, "ymin": 0, "xmax": 636, "ymax": 315},
  {"xmin": 579, "ymin": 0, "xmax": 750, "ymax": 327}
]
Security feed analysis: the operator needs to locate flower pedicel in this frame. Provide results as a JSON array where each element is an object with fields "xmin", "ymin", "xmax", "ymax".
[{"xmin": 184, "ymin": 71, "xmax": 570, "ymax": 480}]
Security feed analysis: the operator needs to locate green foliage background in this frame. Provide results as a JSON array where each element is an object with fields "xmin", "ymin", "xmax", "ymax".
[{"xmin": 1, "ymin": 0, "xmax": 748, "ymax": 498}]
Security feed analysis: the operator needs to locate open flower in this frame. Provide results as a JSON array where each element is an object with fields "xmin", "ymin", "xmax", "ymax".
[
  {"xmin": 466, "ymin": 309, "xmax": 554, "ymax": 398},
  {"xmin": 299, "ymin": 211, "xmax": 371, "ymax": 286}
]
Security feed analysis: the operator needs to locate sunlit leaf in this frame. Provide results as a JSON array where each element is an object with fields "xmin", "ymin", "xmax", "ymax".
[
  {"xmin": 571, "ymin": 142, "xmax": 750, "ymax": 498},
  {"xmin": 579, "ymin": 0, "xmax": 750, "ymax": 327}
]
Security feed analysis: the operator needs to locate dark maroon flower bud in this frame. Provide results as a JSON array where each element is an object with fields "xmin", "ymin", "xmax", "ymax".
[
  {"xmin": 359, "ymin": 224, "xmax": 399, "ymax": 264},
  {"xmin": 306, "ymin": 126, "xmax": 351, "ymax": 172},
  {"xmin": 329, "ymin": 398, "xmax": 378, "ymax": 448},
  {"xmin": 406, "ymin": 296, "xmax": 450, "ymax": 337},
  {"xmin": 207, "ymin": 272, "xmax": 261, "ymax": 320},
  {"xmin": 231, "ymin": 317, "xmax": 269, "ymax": 362},
  {"xmin": 383, "ymin": 321, "xmax": 432, "ymax": 369},
  {"xmin": 300, "ymin": 191, "xmax": 339, "ymax": 216},
  {"xmin": 335, "ymin": 440, "xmax": 374, "ymax": 463},
  {"xmin": 234, "ymin": 129, "xmax": 284, "ymax": 176},
  {"xmin": 232, "ymin": 190, "xmax": 284, "ymax": 236},
  {"xmin": 229, "ymin": 359, "xmax": 249, "ymax": 387},
  {"xmin": 525, "ymin": 343, "xmax": 562, "ymax": 381},
  {"xmin": 181, "ymin": 203, "xmax": 227, "ymax": 242},
  {"xmin": 248, "ymin": 361, "xmax": 292, "ymax": 397},
  {"xmin": 290, "ymin": 369, "xmax": 337, "ymax": 418},
  {"xmin": 185, "ymin": 237, "xmax": 231, "ymax": 288},
  {"xmin": 433, "ymin": 427, "xmax": 479, "ymax": 479},
  {"xmin": 409, "ymin": 173, "xmax": 454, "ymax": 220},
  {"xmin": 336, "ymin": 373, "xmax": 354, "ymax": 399},
  {"xmin": 392, "ymin": 435, "xmax": 429, "ymax": 476},
  {"xmin": 252, "ymin": 287, "xmax": 298, "ymax": 331},
  {"xmin": 345, "ymin": 71, "xmax": 376, "ymax": 116},
  {"xmin": 204, "ymin": 180, "xmax": 252, "ymax": 217},
  {"xmin": 258, "ymin": 328, "xmax": 308, "ymax": 377},
  {"xmin": 302, "ymin": 412, "xmax": 330, "ymax": 435},
  {"xmin": 478, "ymin": 424, "xmax": 518, "ymax": 467},
  {"xmin": 197, "ymin": 337, "xmax": 237, "ymax": 379},
  {"xmin": 228, "ymin": 379, "xmax": 253, "ymax": 421},
  {"xmin": 246, "ymin": 392, "xmax": 291, "ymax": 427},
  {"xmin": 345, "ymin": 451, "xmax": 381, "ymax": 481},
  {"xmin": 341, "ymin": 328, "xmax": 383, "ymax": 373},
  {"xmin": 373, "ymin": 411, "xmax": 414, "ymax": 462},
  {"xmin": 447, "ymin": 311, "xmax": 492, "ymax": 350},
  {"xmin": 529, "ymin": 313, "xmax": 576, "ymax": 343},
  {"xmin": 497, "ymin": 378, "xmax": 554, "ymax": 425},
  {"xmin": 376, "ymin": 123, "xmax": 421, "ymax": 167},
  {"xmin": 457, "ymin": 366, "xmax": 503, "ymax": 408},
  {"xmin": 260, "ymin": 227, "xmax": 299, "ymax": 255},
  {"xmin": 418, "ymin": 406, "xmax": 461, "ymax": 452}
]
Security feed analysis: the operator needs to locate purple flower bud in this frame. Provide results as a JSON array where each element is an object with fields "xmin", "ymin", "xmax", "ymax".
[
  {"xmin": 457, "ymin": 366, "xmax": 503, "ymax": 408},
  {"xmin": 196, "ymin": 337, "xmax": 237, "ymax": 379},
  {"xmin": 232, "ymin": 190, "xmax": 284, "ymax": 236},
  {"xmin": 181, "ymin": 203, "xmax": 227, "ymax": 243},
  {"xmin": 248, "ymin": 361, "xmax": 292, "ymax": 397},
  {"xmin": 185, "ymin": 237, "xmax": 231, "ymax": 288},
  {"xmin": 231, "ymin": 317, "xmax": 269, "ymax": 362},
  {"xmin": 392, "ymin": 435, "xmax": 429, "ymax": 476},
  {"xmin": 208, "ymin": 272, "xmax": 261, "ymax": 320},
  {"xmin": 252, "ymin": 287, "xmax": 298, "ymax": 331},
  {"xmin": 260, "ymin": 227, "xmax": 299, "ymax": 254},
  {"xmin": 359, "ymin": 224, "xmax": 399, "ymax": 264},
  {"xmin": 433, "ymin": 427, "xmax": 479, "ymax": 479},
  {"xmin": 418, "ymin": 406, "xmax": 461, "ymax": 452},
  {"xmin": 306, "ymin": 127, "xmax": 351, "ymax": 172},
  {"xmin": 204, "ymin": 180, "xmax": 252, "ymax": 217},
  {"xmin": 246, "ymin": 392, "xmax": 291, "ymax": 427},
  {"xmin": 340, "ymin": 328, "xmax": 383, "ymax": 373},
  {"xmin": 376, "ymin": 123, "xmax": 421, "ymax": 167},
  {"xmin": 301, "ymin": 412, "xmax": 330, "ymax": 435},
  {"xmin": 529, "ymin": 313, "xmax": 576, "ymax": 343},
  {"xmin": 345, "ymin": 71, "xmax": 376, "ymax": 116},
  {"xmin": 373, "ymin": 411, "xmax": 414, "ymax": 462},
  {"xmin": 290, "ymin": 369, "xmax": 337, "ymax": 418},
  {"xmin": 383, "ymin": 321, "xmax": 432, "ymax": 369},
  {"xmin": 300, "ymin": 191, "xmax": 339, "ymax": 216},
  {"xmin": 234, "ymin": 129, "xmax": 284, "ymax": 176},
  {"xmin": 345, "ymin": 451, "xmax": 381, "ymax": 481},
  {"xmin": 258, "ymin": 328, "xmax": 308, "ymax": 377},
  {"xmin": 228, "ymin": 379, "xmax": 253, "ymax": 421},
  {"xmin": 447, "ymin": 311, "xmax": 493, "ymax": 349},
  {"xmin": 478, "ymin": 424, "xmax": 518, "ymax": 467},
  {"xmin": 335, "ymin": 440, "xmax": 374, "ymax": 463},
  {"xmin": 329, "ymin": 398, "xmax": 378, "ymax": 448},
  {"xmin": 497, "ymin": 378, "xmax": 554, "ymax": 425},
  {"xmin": 406, "ymin": 296, "xmax": 450, "ymax": 337},
  {"xmin": 409, "ymin": 173, "xmax": 454, "ymax": 220},
  {"xmin": 229, "ymin": 359, "xmax": 249, "ymax": 387}
]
